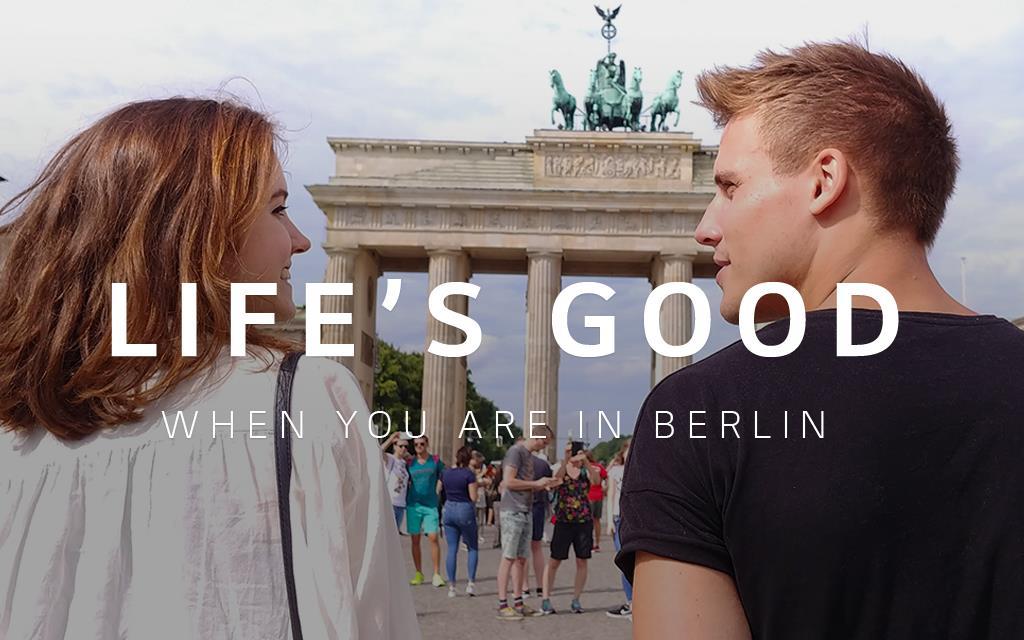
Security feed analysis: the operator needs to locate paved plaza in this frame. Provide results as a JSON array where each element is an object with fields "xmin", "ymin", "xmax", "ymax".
[{"xmin": 404, "ymin": 523, "xmax": 633, "ymax": 640}]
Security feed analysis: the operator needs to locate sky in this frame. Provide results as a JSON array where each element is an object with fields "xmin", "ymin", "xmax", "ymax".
[{"xmin": 2, "ymin": 0, "xmax": 1022, "ymax": 447}]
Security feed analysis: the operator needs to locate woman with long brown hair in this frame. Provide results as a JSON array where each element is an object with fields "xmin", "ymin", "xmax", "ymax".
[{"xmin": 0, "ymin": 98, "xmax": 420, "ymax": 639}]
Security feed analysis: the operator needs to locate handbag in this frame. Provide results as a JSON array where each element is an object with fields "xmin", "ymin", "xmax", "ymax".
[{"xmin": 274, "ymin": 350, "xmax": 304, "ymax": 640}]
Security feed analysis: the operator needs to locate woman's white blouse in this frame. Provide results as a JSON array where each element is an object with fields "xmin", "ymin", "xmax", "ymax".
[{"xmin": 0, "ymin": 351, "xmax": 421, "ymax": 639}]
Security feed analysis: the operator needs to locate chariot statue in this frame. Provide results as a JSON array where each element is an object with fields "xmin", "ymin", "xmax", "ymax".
[{"xmin": 545, "ymin": 5, "xmax": 684, "ymax": 133}]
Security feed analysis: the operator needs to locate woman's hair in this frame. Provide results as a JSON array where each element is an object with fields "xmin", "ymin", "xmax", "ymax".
[
  {"xmin": 0, "ymin": 97, "xmax": 296, "ymax": 441},
  {"xmin": 388, "ymin": 437, "xmax": 410, "ymax": 455},
  {"xmin": 455, "ymin": 446, "xmax": 472, "ymax": 468}
]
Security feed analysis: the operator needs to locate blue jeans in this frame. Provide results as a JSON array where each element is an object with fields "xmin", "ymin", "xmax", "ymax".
[
  {"xmin": 613, "ymin": 515, "xmax": 633, "ymax": 602},
  {"xmin": 393, "ymin": 505, "xmax": 406, "ymax": 531},
  {"xmin": 442, "ymin": 501, "xmax": 479, "ymax": 582}
]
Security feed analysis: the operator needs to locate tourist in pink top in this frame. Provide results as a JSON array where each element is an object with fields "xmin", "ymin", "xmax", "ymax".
[{"xmin": 585, "ymin": 451, "xmax": 608, "ymax": 551}]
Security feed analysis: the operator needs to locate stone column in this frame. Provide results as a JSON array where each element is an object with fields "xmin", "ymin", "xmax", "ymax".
[
  {"xmin": 524, "ymin": 250, "xmax": 562, "ymax": 460},
  {"xmin": 421, "ymin": 248, "xmax": 471, "ymax": 463},
  {"xmin": 649, "ymin": 252, "xmax": 695, "ymax": 387},
  {"xmin": 323, "ymin": 246, "xmax": 380, "ymax": 406}
]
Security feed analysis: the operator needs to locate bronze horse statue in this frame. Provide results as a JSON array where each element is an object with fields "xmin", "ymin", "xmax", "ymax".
[
  {"xmin": 648, "ymin": 70, "xmax": 683, "ymax": 132},
  {"xmin": 549, "ymin": 69, "xmax": 577, "ymax": 130},
  {"xmin": 627, "ymin": 67, "xmax": 643, "ymax": 131}
]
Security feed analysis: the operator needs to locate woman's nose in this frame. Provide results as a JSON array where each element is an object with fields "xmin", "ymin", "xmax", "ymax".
[{"xmin": 292, "ymin": 225, "xmax": 311, "ymax": 255}]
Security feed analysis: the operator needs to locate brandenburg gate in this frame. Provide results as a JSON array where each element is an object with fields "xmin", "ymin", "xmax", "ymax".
[{"xmin": 307, "ymin": 129, "xmax": 718, "ymax": 458}]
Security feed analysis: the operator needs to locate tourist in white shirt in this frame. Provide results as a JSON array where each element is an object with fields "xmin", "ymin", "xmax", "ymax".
[
  {"xmin": 382, "ymin": 432, "xmax": 412, "ymax": 530},
  {"xmin": 605, "ymin": 437, "xmax": 633, "ymax": 620}
]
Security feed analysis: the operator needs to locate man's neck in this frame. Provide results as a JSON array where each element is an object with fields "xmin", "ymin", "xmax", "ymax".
[
  {"xmin": 803, "ymin": 232, "xmax": 974, "ymax": 316},
  {"xmin": 417, "ymin": 452, "xmax": 430, "ymax": 462}
]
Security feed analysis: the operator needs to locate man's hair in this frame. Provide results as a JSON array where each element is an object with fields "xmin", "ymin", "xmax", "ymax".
[
  {"xmin": 528, "ymin": 425, "xmax": 554, "ymax": 439},
  {"xmin": 695, "ymin": 39, "xmax": 958, "ymax": 245}
]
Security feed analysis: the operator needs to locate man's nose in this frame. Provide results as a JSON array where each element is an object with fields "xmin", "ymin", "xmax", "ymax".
[{"xmin": 695, "ymin": 209, "xmax": 722, "ymax": 248}]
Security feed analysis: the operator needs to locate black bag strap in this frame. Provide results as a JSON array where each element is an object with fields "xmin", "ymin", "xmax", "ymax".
[{"xmin": 274, "ymin": 350, "xmax": 304, "ymax": 640}]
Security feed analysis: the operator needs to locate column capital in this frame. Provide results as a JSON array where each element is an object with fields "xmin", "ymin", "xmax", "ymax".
[
  {"xmin": 650, "ymin": 251, "xmax": 695, "ymax": 286},
  {"xmin": 526, "ymin": 248, "xmax": 563, "ymax": 259},
  {"xmin": 424, "ymin": 246, "xmax": 466, "ymax": 257},
  {"xmin": 655, "ymin": 249, "xmax": 698, "ymax": 262},
  {"xmin": 324, "ymin": 245, "xmax": 362, "ymax": 258}
]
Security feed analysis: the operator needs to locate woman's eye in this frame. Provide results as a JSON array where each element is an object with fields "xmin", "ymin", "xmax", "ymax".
[{"xmin": 273, "ymin": 205, "xmax": 289, "ymax": 217}]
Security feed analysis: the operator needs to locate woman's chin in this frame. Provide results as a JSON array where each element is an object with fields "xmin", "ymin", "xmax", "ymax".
[{"xmin": 275, "ymin": 298, "xmax": 297, "ymax": 323}]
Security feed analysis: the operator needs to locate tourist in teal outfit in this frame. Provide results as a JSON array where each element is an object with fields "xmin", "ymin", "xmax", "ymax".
[{"xmin": 406, "ymin": 434, "xmax": 446, "ymax": 587}]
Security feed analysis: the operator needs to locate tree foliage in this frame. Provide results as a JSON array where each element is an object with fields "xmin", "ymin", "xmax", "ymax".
[
  {"xmin": 372, "ymin": 340, "xmax": 519, "ymax": 463},
  {"xmin": 589, "ymin": 435, "xmax": 630, "ymax": 465}
]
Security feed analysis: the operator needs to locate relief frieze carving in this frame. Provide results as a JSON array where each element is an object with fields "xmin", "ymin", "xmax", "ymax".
[{"xmin": 543, "ymin": 153, "xmax": 683, "ymax": 179}]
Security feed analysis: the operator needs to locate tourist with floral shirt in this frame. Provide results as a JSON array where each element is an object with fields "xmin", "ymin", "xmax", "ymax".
[{"xmin": 540, "ymin": 442, "xmax": 600, "ymax": 615}]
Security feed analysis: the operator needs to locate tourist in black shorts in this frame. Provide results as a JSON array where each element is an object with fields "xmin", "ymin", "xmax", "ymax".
[{"xmin": 540, "ymin": 442, "xmax": 600, "ymax": 615}]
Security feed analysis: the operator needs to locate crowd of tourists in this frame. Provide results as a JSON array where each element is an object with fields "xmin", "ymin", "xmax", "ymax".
[{"xmin": 381, "ymin": 429, "xmax": 634, "ymax": 621}]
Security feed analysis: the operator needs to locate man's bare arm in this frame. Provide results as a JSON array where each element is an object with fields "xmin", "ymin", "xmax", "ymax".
[{"xmin": 633, "ymin": 551, "xmax": 751, "ymax": 640}]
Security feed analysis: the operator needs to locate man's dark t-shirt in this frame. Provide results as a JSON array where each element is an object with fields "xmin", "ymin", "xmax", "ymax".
[
  {"xmin": 615, "ymin": 309, "xmax": 1024, "ymax": 639},
  {"xmin": 533, "ymin": 455, "xmax": 553, "ymax": 506}
]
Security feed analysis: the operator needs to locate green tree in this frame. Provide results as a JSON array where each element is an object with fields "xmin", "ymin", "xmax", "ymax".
[
  {"xmin": 589, "ymin": 435, "xmax": 629, "ymax": 465},
  {"xmin": 372, "ymin": 341, "xmax": 424, "ymax": 430},
  {"xmin": 372, "ymin": 340, "xmax": 519, "ymax": 463}
]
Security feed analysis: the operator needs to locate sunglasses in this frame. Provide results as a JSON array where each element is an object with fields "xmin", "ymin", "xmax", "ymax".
[{"xmin": 395, "ymin": 443, "xmax": 408, "ymax": 448}]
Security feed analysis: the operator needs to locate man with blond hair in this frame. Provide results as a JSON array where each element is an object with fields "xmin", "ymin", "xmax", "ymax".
[{"xmin": 616, "ymin": 40, "xmax": 1024, "ymax": 638}]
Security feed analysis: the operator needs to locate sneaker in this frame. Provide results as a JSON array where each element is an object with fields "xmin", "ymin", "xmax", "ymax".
[
  {"xmin": 606, "ymin": 603, "xmax": 632, "ymax": 619},
  {"xmin": 517, "ymin": 603, "xmax": 542, "ymax": 617},
  {"xmin": 496, "ymin": 606, "xmax": 524, "ymax": 621},
  {"xmin": 570, "ymin": 599, "xmax": 584, "ymax": 614},
  {"xmin": 448, "ymin": 585, "xmax": 457, "ymax": 598},
  {"xmin": 522, "ymin": 590, "xmax": 530, "ymax": 601},
  {"xmin": 535, "ymin": 588, "xmax": 544, "ymax": 598},
  {"xmin": 540, "ymin": 599, "xmax": 556, "ymax": 615},
  {"xmin": 432, "ymin": 573, "xmax": 446, "ymax": 588},
  {"xmin": 409, "ymin": 571, "xmax": 424, "ymax": 586},
  {"xmin": 465, "ymin": 581, "xmax": 476, "ymax": 597}
]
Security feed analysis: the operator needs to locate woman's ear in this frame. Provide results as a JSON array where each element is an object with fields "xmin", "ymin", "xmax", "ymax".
[{"xmin": 809, "ymin": 148, "xmax": 849, "ymax": 217}]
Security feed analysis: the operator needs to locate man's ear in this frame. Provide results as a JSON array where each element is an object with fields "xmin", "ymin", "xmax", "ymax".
[{"xmin": 808, "ymin": 148, "xmax": 849, "ymax": 217}]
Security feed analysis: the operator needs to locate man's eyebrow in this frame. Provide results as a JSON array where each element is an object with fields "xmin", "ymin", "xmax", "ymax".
[
  {"xmin": 269, "ymin": 189, "xmax": 289, "ymax": 201},
  {"xmin": 714, "ymin": 171, "xmax": 740, "ymax": 187}
]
